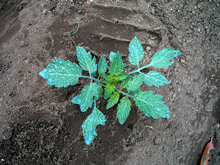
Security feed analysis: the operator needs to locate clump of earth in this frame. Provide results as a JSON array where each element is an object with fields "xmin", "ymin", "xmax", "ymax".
[{"xmin": 0, "ymin": 0, "xmax": 219, "ymax": 164}]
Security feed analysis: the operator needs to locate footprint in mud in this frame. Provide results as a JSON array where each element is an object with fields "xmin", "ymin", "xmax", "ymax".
[
  {"xmin": 48, "ymin": 4, "xmax": 163, "ymax": 59},
  {"xmin": 73, "ymin": 4, "xmax": 162, "ymax": 57}
]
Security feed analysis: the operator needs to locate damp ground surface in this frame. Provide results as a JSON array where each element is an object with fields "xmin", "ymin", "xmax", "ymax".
[{"xmin": 0, "ymin": 0, "xmax": 220, "ymax": 165}]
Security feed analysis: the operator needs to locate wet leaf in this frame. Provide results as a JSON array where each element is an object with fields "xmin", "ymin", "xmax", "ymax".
[
  {"xmin": 71, "ymin": 83, "xmax": 102, "ymax": 112},
  {"xmin": 128, "ymin": 88, "xmax": 141, "ymax": 97},
  {"xmin": 82, "ymin": 107, "xmax": 106, "ymax": 145},
  {"xmin": 108, "ymin": 51, "xmax": 125, "ymax": 75},
  {"xmin": 134, "ymin": 91, "xmax": 170, "ymax": 118},
  {"xmin": 144, "ymin": 71, "xmax": 169, "ymax": 87},
  {"xmin": 129, "ymin": 36, "xmax": 144, "ymax": 66},
  {"xmin": 121, "ymin": 76, "xmax": 132, "ymax": 89},
  {"xmin": 98, "ymin": 55, "xmax": 107, "ymax": 77},
  {"xmin": 113, "ymin": 73, "xmax": 129, "ymax": 83},
  {"xmin": 148, "ymin": 48, "xmax": 181, "ymax": 68},
  {"xmin": 39, "ymin": 58, "xmax": 82, "ymax": 87},
  {"xmin": 127, "ymin": 73, "xmax": 145, "ymax": 91},
  {"xmin": 107, "ymin": 92, "xmax": 120, "ymax": 109},
  {"xmin": 104, "ymin": 83, "xmax": 115, "ymax": 99},
  {"xmin": 117, "ymin": 97, "xmax": 131, "ymax": 125},
  {"xmin": 76, "ymin": 46, "xmax": 97, "ymax": 75}
]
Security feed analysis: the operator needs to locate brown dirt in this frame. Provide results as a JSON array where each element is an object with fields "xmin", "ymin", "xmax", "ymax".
[{"xmin": 0, "ymin": 0, "xmax": 220, "ymax": 165}]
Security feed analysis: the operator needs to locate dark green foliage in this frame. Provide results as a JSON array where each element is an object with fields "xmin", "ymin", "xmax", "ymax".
[{"xmin": 39, "ymin": 36, "xmax": 181, "ymax": 145}]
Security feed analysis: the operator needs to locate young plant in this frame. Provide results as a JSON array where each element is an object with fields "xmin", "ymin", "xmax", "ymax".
[{"xmin": 39, "ymin": 36, "xmax": 181, "ymax": 145}]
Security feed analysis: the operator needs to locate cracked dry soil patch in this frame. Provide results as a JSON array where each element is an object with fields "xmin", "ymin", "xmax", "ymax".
[{"xmin": 0, "ymin": 0, "xmax": 220, "ymax": 165}]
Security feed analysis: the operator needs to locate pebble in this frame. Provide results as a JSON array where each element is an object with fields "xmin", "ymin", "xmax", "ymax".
[
  {"xmin": 180, "ymin": 59, "xmax": 186, "ymax": 64},
  {"xmin": 63, "ymin": 32, "xmax": 69, "ymax": 36},
  {"xmin": 147, "ymin": 39, "xmax": 154, "ymax": 45},
  {"xmin": 150, "ymin": 35, "xmax": 157, "ymax": 40},
  {"xmin": 43, "ymin": 9, "xmax": 48, "ymax": 15},
  {"xmin": 24, "ymin": 59, "xmax": 29, "ymax": 64},
  {"xmin": 146, "ymin": 46, "xmax": 151, "ymax": 51},
  {"xmin": 19, "ymin": 41, "xmax": 25, "ymax": 47}
]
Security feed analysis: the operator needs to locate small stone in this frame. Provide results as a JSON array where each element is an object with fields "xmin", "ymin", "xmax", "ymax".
[
  {"xmin": 78, "ymin": 1, "xmax": 84, "ymax": 5},
  {"xmin": 181, "ymin": 59, "xmax": 185, "ymax": 64},
  {"xmin": 63, "ymin": 32, "xmax": 69, "ymax": 36},
  {"xmin": 150, "ymin": 35, "xmax": 157, "ymax": 40},
  {"xmin": 147, "ymin": 39, "xmax": 154, "ymax": 45},
  {"xmin": 146, "ymin": 46, "xmax": 151, "ymax": 51},
  {"xmin": 24, "ymin": 59, "xmax": 28, "ymax": 63},
  {"xmin": 51, "ymin": 39, "xmax": 55, "ymax": 47},
  {"xmin": 19, "ymin": 41, "xmax": 25, "ymax": 47},
  {"xmin": 43, "ymin": 9, "xmax": 48, "ymax": 15}
]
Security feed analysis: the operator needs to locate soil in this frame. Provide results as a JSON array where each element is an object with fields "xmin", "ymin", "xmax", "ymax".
[{"xmin": 0, "ymin": 0, "xmax": 220, "ymax": 164}]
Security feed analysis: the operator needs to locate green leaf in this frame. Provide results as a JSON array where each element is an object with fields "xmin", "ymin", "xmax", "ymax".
[
  {"xmin": 76, "ymin": 46, "xmax": 97, "ymax": 75},
  {"xmin": 82, "ymin": 107, "xmax": 106, "ymax": 145},
  {"xmin": 128, "ymin": 88, "xmax": 141, "ymax": 97},
  {"xmin": 129, "ymin": 36, "xmax": 144, "ymax": 66},
  {"xmin": 113, "ymin": 73, "xmax": 129, "ymax": 83},
  {"xmin": 121, "ymin": 76, "xmax": 132, "ymax": 89},
  {"xmin": 117, "ymin": 97, "xmax": 131, "ymax": 125},
  {"xmin": 109, "ymin": 51, "xmax": 117, "ymax": 62},
  {"xmin": 103, "ymin": 75, "xmax": 113, "ymax": 82},
  {"xmin": 106, "ymin": 92, "xmax": 119, "ymax": 109},
  {"xmin": 144, "ymin": 71, "xmax": 169, "ymax": 87},
  {"xmin": 39, "ymin": 58, "xmax": 82, "ymax": 88},
  {"xmin": 134, "ymin": 91, "xmax": 170, "ymax": 118},
  {"xmin": 127, "ymin": 73, "xmax": 145, "ymax": 91},
  {"xmin": 104, "ymin": 83, "xmax": 115, "ymax": 99},
  {"xmin": 94, "ymin": 84, "xmax": 102, "ymax": 100},
  {"xmin": 104, "ymin": 73, "xmax": 129, "ymax": 84},
  {"xmin": 91, "ymin": 71, "xmax": 96, "ymax": 77},
  {"xmin": 71, "ymin": 83, "xmax": 102, "ymax": 112},
  {"xmin": 71, "ymin": 95, "xmax": 81, "ymax": 104},
  {"xmin": 108, "ymin": 51, "xmax": 125, "ymax": 75},
  {"xmin": 98, "ymin": 55, "xmax": 107, "ymax": 77},
  {"xmin": 148, "ymin": 48, "xmax": 181, "ymax": 68}
]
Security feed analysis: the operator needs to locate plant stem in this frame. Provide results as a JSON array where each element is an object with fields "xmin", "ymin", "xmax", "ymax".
[
  {"xmin": 80, "ymin": 75, "xmax": 101, "ymax": 83},
  {"xmin": 80, "ymin": 75, "xmax": 135, "ymax": 99},
  {"xmin": 128, "ymin": 64, "xmax": 151, "ymax": 75},
  {"xmin": 69, "ymin": 18, "xmax": 80, "ymax": 48},
  {"xmin": 115, "ymin": 88, "xmax": 135, "ymax": 99}
]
